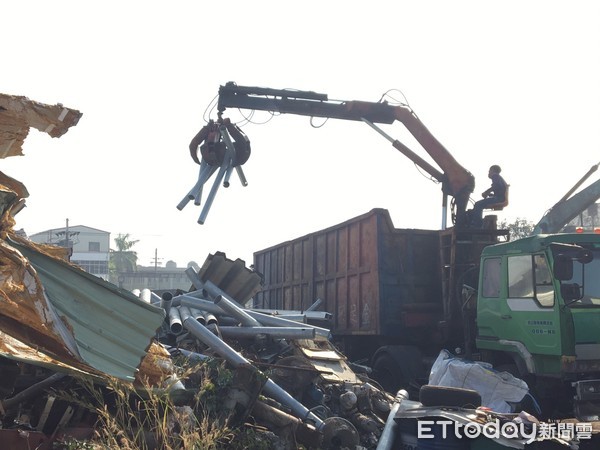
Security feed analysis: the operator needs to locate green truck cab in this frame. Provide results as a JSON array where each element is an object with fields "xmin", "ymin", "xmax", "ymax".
[{"xmin": 476, "ymin": 233, "xmax": 600, "ymax": 418}]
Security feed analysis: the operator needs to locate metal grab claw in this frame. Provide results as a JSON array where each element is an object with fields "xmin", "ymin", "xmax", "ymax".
[{"xmin": 177, "ymin": 118, "xmax": 250, "ymax": 224}]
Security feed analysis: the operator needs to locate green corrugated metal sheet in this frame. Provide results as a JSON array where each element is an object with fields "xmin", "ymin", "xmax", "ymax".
[{"xmin": 8, "ymin": 237, "xmax": 165, "ymax": 381}]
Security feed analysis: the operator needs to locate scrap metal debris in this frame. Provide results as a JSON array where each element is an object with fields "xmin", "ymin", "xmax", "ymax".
[{"xmin": 0, "ymin": 93, "xmax": 82, "ymax": 159}]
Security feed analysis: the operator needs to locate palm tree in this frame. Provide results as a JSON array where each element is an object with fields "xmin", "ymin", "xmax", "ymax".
[{"xmin": 110, "ymin": 233, "xmax": 139, "ymax": 274}]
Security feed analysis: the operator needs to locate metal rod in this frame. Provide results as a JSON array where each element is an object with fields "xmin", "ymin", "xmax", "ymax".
[
  {"xmin": 218, "ymin": 326, "xmax": 317, "ymax": 340},
  {"xmin": 178, "ymin": 295, "xmax": 331, "ymax": 341},
  {"xmin": 182, "ymin": 318, "xmax": 324, "ymax": 430},
  {"xmin": 178, "ymin": 305, "xmax": 193, "ymax": 323},
  {"xmin": 376, "ymin": 390, "xmax": 409, "ymax": 450},
  {"xmin": 198, "ymin": 157, "xmax": 231, "ymax": 224},
  {"xmin": 177, "ymin": 163, "xmax": 204, "ymax": 211},
  {"xmin": 170, "ymin": 347, "xmax": 209, "ymax": 363},
  {"xmin": 184, "ymin": 267, "xmax": 204, "ymax": 290},
  {"xmin": 215, "ymin": 294, "xmax": 262, "ymax": 327},
  {"xmin": 177, "ymin": 295, "xmax": 229, "ymax": 316},
  {"xmin": 305, "ymin": 298, "xmax": 323, "ymax": 312},
  {"xmin": 252, "ymin": 308, "xmax": 331, "ymax": 321},
  {"xmin": 150, "ymin": 291, "xmax": 162, "ymax": 305},
  {"xmin": 235, "ymin": 165, "xmax": 248, "ymax": 186},
  {"xmin": 1, "ymin": 373, "xmax": 67, "ymax": 410},
  {"xmin": 194, "ymin": 163, "xmax": 218, "ymax": 206}
]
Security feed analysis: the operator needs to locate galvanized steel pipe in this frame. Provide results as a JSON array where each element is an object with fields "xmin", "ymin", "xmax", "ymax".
[
  {"xmin": 202, "ymin": 280, "xmax": 331, "ymax": 340},
  {"xmin": 168, "ymin": 306, "xmax": 183, "ymax": 335},
  {"xmin": 140, "ymin": 288, "xmax": 152, "ymax": 304},
  {"xmin": 178, "ymin": 295, "xmax": 330, "ymax": 341},
  {"xmin": 214, "ymin": 294, "xmax": 261, "ymax": 327},
  {"xmin": 189, "ymin": 307, "xmax": 206, "ymax": 324},
  {"xmin": 218, "ymin": 326, "xmax": 317, "ymax": 340},
  {"xmin": 376, "ymin": 390, "xmax": 408, "ymax": 450},
  {"xmin": 182, "ymin": 318, "xmax": 324, "ymax": 430},
  {"xmin": 161, "ymin": 291, "xmax": 173, "ymax": 315},
  {"xmin": 178, "ymin": 305, "xmax": 193, "ymax": 323}
]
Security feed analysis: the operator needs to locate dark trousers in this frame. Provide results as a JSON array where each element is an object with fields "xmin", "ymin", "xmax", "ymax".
[{"xmin": 471, "ymin": 197, "xmax": 503, "ymax": 227}]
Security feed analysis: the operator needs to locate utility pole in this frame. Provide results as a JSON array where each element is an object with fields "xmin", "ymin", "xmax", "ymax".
[
  {"xmin": 65, "ymin": 218, "xmax": 72, "ymax": 259},
  {"xmin": 150, "ymin": 248, "xmax": 163, "ymax": 273}
]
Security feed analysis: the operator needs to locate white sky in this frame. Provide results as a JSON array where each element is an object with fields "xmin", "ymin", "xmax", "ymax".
[{"xmin": 3, "ymin": 1, "xmax": 600, "ymax": 268}]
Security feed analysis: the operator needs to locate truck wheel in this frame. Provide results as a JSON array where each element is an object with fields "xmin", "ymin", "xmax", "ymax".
[
  {"xmin": 372, "ymin": 354, "xmax": 401, "ymax": 394},
  {"xmin": 419, "ymin": 385, "xmax": 481, "ymax": 408},
  {"xmin": 371, "ymin": 345, "xmax": 423, "ymax": 397}
]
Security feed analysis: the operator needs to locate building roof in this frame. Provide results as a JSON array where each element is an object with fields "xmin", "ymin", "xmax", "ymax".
[{"xmin": 30, "ymin": 225, "xmax": 111, "ymax": 238}]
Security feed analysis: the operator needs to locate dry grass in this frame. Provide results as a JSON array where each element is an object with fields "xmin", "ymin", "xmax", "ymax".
[{"xmin": 52, "ymin": 358, "xmax": 273, "ymax": 450}]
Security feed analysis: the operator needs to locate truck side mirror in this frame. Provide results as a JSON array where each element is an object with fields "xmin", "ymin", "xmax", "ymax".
[
  {"xmin": 577, "ymin": 249, "xmax": 594, "ymax": 264},
  {"xmin": 553, "ymin": 254, "xmax": 573, "ymax": 281},
  {"xmin": 561, "ymin": 283, "xmax": 582, "ymax": 302}
]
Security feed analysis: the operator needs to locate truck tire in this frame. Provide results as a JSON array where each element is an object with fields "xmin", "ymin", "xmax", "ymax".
[
  {"xmin": 419, "ymin": 385, "xmax": 481, "ymax": 408},
  {"xmin": 372, "ymin": 353, "xmax": 401, "ymax": 394},
  {"xmin": 371, "ymin": 345, "xmax": 423, "ymax": 396}
]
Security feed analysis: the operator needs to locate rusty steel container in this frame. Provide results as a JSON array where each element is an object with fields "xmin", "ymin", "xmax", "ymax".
[{"xmin": 252, "ymin": 209, "xmax": 443, "ymax": 341}]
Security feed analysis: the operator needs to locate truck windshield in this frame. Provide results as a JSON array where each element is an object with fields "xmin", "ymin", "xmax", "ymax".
[{"xmin": 564, "ymin": 248, "xmax": 600, "ymax": 307}]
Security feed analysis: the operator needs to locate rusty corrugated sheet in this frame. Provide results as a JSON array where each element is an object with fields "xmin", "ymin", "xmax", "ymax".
[
  {"xmin": 0, "ymin": 95, "xmax": 168, "ymax": 384},
  {"xmin": 4, "ymin": 235, "xmax": 166, "ymax": 382}
]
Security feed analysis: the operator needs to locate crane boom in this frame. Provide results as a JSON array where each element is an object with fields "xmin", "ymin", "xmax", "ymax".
[
  {"xmin": 217, "ymin": 82, "xmax": 475, "ymax": 226},
  {"xmin": 533, "ymin": 162, "xmax": 600, "ymax": 234}
]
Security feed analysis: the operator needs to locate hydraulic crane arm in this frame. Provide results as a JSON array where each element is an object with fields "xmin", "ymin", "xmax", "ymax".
[
  {"xmin": 217, "ymin": 82, "xmax": 475, "ymax": 225},
  {"xmin": 533, "ymin": 162, "xmax": 600, "ymax": 234}
]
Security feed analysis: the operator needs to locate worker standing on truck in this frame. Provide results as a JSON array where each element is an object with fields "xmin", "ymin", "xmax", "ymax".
[{"xmin": 470, "ymin": 165, "xmax": 508, "ymax": 228}]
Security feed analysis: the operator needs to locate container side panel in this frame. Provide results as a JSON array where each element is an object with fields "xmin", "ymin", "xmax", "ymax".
[
  {"xmin": 253, "ymin": 209, "xmax": 438, "ymax": 337},
  {"xmin": 315, "ymin": 233, "xmax": 326, "ymax": 278},
  {"xmin": 360, "ymin": 271, "xmax": 376, "ymax": 329},
  {"xmin": 348, "ymin": 274, "xmax": 360, "ymax": 330},
  {"xmin": 336, "ymin": 276, "xmax": 348, "ymax": 330}
]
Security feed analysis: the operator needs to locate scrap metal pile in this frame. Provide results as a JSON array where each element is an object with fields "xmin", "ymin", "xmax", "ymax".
[
  {"xmin": 138, "ymin": 253, "xmax": 399, "ymax": 449},
  {"xmin": 0, "ymin": 92, "xmax": 397, "ymax": 449},
  {"xmin": 0, "ymin": 243, "xmax": 398, "ymax": 449}
]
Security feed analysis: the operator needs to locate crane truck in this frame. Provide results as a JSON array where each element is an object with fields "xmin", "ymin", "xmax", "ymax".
[{"xmin": 191, "ymin": 82, "xmax": 600, "ymax": 420}]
